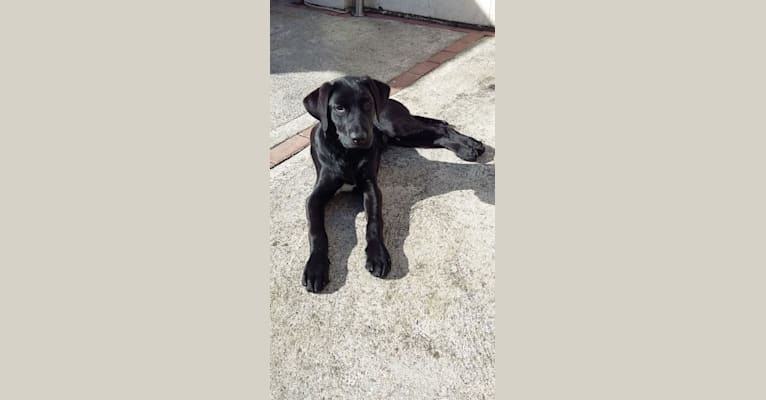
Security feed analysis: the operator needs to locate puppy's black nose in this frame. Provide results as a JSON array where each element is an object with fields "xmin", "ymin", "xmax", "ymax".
[{"xmin": 350, "ymin": 132, "xmax": 365, "ymax": 144}]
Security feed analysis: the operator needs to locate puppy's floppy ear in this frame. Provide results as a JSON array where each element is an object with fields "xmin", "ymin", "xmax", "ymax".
[
  {"xmin": 362, "ymin": 76, "xmax": 390, "ymax": 123},
  {"xmin": 303, "ymin": 82, "xmax": 334, "ymax": 131}
]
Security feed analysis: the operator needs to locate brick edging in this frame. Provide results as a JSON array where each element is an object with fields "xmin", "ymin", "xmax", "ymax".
[{"xmin": 269, "ymin": 7, "xmax": 493, "ymax": 169}]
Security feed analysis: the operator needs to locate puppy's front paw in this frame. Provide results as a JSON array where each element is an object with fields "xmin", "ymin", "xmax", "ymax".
[
  {"xmin": 365, "ymin": 240, "xmax": 391, "ymax": 278},
  {"xmin": 302, "ymin": 254, "xmax": 329, "ymax": 293}
]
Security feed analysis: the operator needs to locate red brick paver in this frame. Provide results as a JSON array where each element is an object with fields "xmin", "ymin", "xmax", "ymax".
[
  {"xmin": 460, "ymin": 31, "xmax": 486, "ymax": 43},
  {"xmin": 443, "ymin": 40, "xmax": 473, "ymax": 54},
  {"xmin": 269, "ymin": 134, "xmax": 310, "ymax": 168},
  {"xmin": 428, "ymin": 51, "xmax": 457, "ymax": 64},
  {"xmin": 390, "ymin": 71, "xmax": 422, "ymax": 89},
  {"xmin": 409, "ymin": 61, "xmax": 440, "ymax": 76},
  {"xmin": 297, "ymin": 127, "xmax": 313, "ymax": 139}
]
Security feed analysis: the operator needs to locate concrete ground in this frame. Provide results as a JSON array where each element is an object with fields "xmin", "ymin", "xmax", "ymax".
[
  {"xmin": 269, "ymin": 14, "xmax": 495, "ymax": 397},
  {"xmin": 270, "ymin": 0, "xmax": 464, "ymax": 147}
]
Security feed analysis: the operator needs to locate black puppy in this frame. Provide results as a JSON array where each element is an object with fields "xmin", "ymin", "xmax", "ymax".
[{"xmin": 301, "ymin": 75, "xmax": 485, "ymax": 293}]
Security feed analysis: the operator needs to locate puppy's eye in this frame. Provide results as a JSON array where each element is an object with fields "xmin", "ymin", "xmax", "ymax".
[{"xmin": 334, "ymin": 105, "xmax": 345, "ymax": 112}]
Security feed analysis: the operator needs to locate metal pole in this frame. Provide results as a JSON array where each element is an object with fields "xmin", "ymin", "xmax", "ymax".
[{"xmin": 355, "ymin": 0, "xmax": 364, "ymax": 17}]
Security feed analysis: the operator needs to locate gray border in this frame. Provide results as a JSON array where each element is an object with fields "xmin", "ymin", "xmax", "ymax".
[
  {"xmin": 504, "ymin": 0, "xmax": 766, "ymax": 398},
  {"xmin": 1, "ymin": 1, "xmax": 268, "ymax": 399}
]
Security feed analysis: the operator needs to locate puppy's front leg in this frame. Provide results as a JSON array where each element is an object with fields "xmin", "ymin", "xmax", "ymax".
[
  {"xmin": 303, "ymin": 176, "xmax": 342, "ymax": 292},
  {"xmin": 362, "ymin": 179, "xmax": 391, "ymax": 278}
]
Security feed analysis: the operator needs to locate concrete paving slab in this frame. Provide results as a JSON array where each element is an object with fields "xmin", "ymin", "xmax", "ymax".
[
  {"xmin": 270, "ymin": 37, "xmax": 495, "ymax": 400},
  {"xmin": 270, "ymin": 1, "xmax": 464, "ymax": 147}
]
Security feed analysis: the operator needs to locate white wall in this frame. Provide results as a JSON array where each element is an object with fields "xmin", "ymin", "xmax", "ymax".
[{"xmin": 306, "ymin": 0, "xmax": 495, "ymax": 27}]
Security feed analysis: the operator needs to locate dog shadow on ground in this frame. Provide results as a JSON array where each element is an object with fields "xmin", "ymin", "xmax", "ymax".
[{"xmin": 319, "ymin": 144, "xmax": 495, "ymax": 293}]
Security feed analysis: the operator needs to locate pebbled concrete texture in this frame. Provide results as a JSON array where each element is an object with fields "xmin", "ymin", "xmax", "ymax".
[
  {"xmin": 270, "ymin": 37, "xmax": 495, "ymax": 400},
  {"xmin": 270, "ymin": 0, "xmax": 464, "ymax": 147}
]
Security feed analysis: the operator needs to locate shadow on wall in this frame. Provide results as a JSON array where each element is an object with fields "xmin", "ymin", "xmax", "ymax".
[{"xmin": 317, "ymin": 145, "xmax": 495, "ymax": 294}]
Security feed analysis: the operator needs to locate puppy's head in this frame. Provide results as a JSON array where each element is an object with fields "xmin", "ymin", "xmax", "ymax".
[{"xmin": 303, "ymin": 76, "xmax": 390, "ymax": 150}]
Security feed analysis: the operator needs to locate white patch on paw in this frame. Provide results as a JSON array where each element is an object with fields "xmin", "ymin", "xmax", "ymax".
[{"xmin": 335, "ymin": 184, "xmax": 355, "ymax": 194}]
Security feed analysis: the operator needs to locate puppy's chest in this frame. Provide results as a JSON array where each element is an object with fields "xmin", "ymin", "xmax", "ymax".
[{"xmin": 328, "ymin": 157, "xmax": 371, "ymax": 185}]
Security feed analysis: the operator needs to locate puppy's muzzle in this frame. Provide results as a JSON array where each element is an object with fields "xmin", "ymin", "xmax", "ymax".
[{"xmin": 345, "ymin": 131, "xmax": 373, "ymax": 148}]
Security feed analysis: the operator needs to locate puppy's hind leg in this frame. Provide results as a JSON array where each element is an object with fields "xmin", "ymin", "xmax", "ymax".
[
  {"xmin": 434, "ymin": 124, "xmax": 485, "ymax": 162},
  {"xmin": 392, "ymin": 116, "xmax": 486, "ymax": 162}
]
